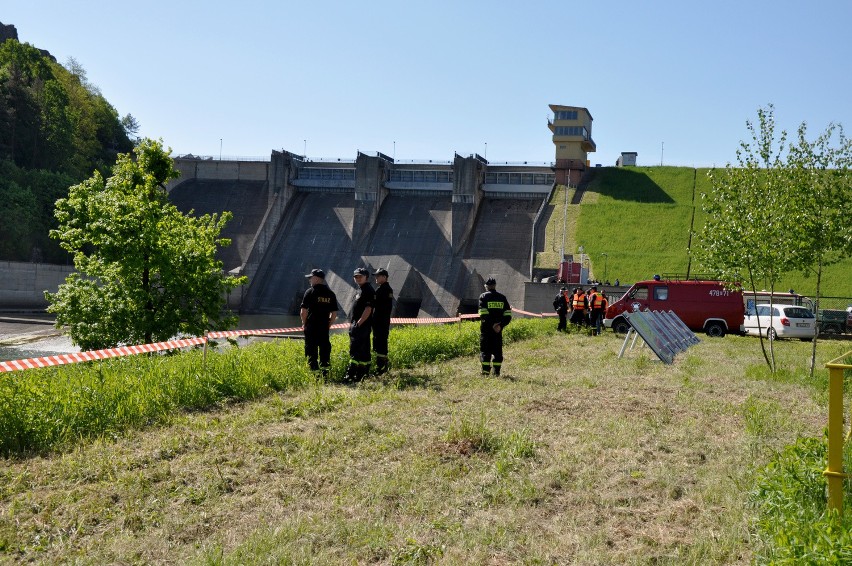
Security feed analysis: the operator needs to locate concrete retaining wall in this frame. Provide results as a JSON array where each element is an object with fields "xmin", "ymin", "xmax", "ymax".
[
  {"xmin": 0, "ymin": 261, "xmax": 73, "ymax": 310},
  {"xmin": 523, "ymin": 282, "xmax": 628, "ymax": 315},
  {"xmin": 166, "ymin": 159, "xmax": 270, "ymax": 192},
  {"xmin": 0, "ymin": 261, "xmax": 243, "ymax": 312}
]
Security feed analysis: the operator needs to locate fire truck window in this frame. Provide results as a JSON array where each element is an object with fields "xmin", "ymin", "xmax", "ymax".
[
  {"xmin": 629, "ymin": 286, "xmax": 648, "ymax": 300},
  {"xmin": 654, "ymin": 286, "xmax": 669, "ymax": 301}
]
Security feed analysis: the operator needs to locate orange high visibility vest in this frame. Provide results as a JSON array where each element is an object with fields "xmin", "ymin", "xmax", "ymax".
[{"xmin": 572, "ymin": 293, "xmax": 585, "ymax": 310}]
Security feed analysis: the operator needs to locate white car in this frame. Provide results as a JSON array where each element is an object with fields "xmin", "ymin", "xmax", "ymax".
[{"xmin": 744, "ymin": 304, "xmax": 816, "ymax": 340}]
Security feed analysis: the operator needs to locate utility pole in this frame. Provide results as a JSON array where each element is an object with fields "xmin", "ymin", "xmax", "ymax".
[{"xmin": 661, "ymin": 141, "xmax": 664, "ymax": 166}]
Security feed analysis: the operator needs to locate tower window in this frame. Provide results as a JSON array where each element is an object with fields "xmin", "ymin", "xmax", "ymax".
[
  {"xmin": 554, "ymin": 110, "xmax": 578, "ymax": 120},
  {"xmin": 554, "ymin": 126, "xmax": 589, "ymax": 138}
]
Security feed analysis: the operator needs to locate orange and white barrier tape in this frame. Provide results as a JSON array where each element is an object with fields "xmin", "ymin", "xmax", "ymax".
[
  {"xmin": 209, "ymin": 326, "xmax": 309, "ymax": 339},
  {"xmin": 392, "ymin": 316, "xmax": 463, "ymax": 324},
  {"xmin": 1, "ymin": 310, "xmax": 556, "ymax": 374},
  {"xmin": 0, "ymin": 336, "xmax": 207, "ymax": 373}
]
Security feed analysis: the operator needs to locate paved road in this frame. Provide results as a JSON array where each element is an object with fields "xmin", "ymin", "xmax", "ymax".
[{"xmin": 0, "ymin": 316, "xmax": 59, "ymax": 343}]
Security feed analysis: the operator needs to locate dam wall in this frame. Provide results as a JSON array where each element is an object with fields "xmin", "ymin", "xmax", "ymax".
[
  {"xmin": 167, "ymin": 153, "xmax": 555, "ymax": 318},
  {"xmin": 166, "ymin": 158, "xmax": 270, "ymax": 192}
]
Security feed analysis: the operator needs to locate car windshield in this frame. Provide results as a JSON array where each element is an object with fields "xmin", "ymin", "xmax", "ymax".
[{"xmin": 785, "ymin": 307, "xmax": 814, "ymax": 319}]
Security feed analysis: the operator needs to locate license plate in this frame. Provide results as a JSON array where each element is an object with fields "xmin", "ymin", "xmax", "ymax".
[{"xmin": 796, "ymin": 323, "xmax": 809, "ymax": 327}]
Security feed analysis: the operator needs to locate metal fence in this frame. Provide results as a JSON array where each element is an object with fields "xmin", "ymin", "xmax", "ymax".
[{"xmin": 815, "ymin": 296, "xmax": 852, "ymax": 311}]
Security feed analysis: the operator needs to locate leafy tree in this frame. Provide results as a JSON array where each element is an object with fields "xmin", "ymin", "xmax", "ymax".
[
  {"xmin": 0, "ymin": 40, "xmax": 136, "ymax": 262},
  {"xmin": 0, "ymin": 174, "xmax": 37, "ymax": 258},
  {"xmin": 0, "ymin": 158, "xmax": 74, "ymax": 262},
  {"xmin": 786, "ymin": 122, "xmax": 852, "ymax": 374},
  {"xmin": 47, "ymin": 139, "xmax": 247, "ymax": 350},
  {"xmin": 120, "ymin": 113, "xmax": 141, "ymax": 143},
  {"xmin": 56, "ymin": 55, "xmax": 133, "ymax": 177},
  {"xmin": 693, "ymin": 105, "xmax": 796, "ymax": 372},
  {"xmin": 0, "ymin": 39, "xmax": 52, "ymax": 168}
]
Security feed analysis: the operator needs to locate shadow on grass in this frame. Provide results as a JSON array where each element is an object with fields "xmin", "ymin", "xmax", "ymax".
[{"xmin": 587, "ymin": 168, "xmax": 674, "ymax": 204}]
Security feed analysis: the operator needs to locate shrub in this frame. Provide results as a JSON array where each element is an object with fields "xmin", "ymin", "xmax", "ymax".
[{"xmin": 751, "ymin": 436, "xmax": 852, "ymax": 563}]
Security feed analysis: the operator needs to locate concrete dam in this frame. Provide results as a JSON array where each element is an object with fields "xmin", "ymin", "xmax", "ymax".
[{"xmin": 168, "ymin": 151, "xmax": 555, "ymax": 318}]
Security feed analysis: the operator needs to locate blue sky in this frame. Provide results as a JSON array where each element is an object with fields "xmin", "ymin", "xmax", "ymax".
[{"xmin": 5, "ymin": 1, "xmax": 851, "ymax": 167}]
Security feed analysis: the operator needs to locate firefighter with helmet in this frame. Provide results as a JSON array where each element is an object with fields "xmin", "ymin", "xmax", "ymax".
[
  {"xmin": 345, "ymin": 267, "xmax": 375, "ymax": 382},
  {"xmin": 372, "ymin": 267, "xmax": 394, "ymax": 375},
  {"xmin": 553, "ymin": 285, "xmax": 569, "ymax": 331},
  {"xmin": 479, "ymin": 277, "xmax": 512, "ymax": 376}
]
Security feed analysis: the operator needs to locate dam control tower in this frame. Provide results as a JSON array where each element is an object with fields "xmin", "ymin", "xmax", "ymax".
[{"xmin": 548, "ymin": 104, "xmax": 595, "ymax": 187}]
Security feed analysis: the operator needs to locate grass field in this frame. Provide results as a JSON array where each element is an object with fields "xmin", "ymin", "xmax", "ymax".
[
  {"xmin": 543, "ymin": 166, "xmax": 852, "ymax": 298},
  {"xmin": 1, "ymin": 322, "xmax": 850, "ymax": 564}
]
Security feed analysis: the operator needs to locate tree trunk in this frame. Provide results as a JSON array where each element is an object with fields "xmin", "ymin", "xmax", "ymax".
[{"xmin": 809, "ymin": 259, "xmax": 823, "ymax": 377}]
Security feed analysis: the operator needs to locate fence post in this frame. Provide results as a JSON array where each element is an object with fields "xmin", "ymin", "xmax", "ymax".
[
  {"xmin": 202, "ymin": 331, "xmax": 209, "ymax": 371},
  {"xmin": 824, "ymin": 353, "xmax": 851, "ymax": 513}
]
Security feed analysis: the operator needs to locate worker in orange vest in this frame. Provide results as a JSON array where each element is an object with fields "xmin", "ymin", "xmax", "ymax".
[
  {"xmin": 569, "ymin": 287, "xmax": 587, "ymax": 328},
  {"xmin": 589, "ymin": 285, "xmax": 608, "ymax": 335}
]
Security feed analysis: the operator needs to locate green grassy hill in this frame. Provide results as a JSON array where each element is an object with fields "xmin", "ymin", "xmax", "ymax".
[{"xmin": 542, "ymin": 166, "xmax": 852, "ymax": 298}]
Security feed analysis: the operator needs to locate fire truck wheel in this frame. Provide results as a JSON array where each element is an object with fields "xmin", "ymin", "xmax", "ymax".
[
  {"xmin": 705, "ymin": 322, "xmax": 726, "ymax": 338},
  {"xmin": 612, "ymin": 318, "xmax": 630, "ymax": 334}
]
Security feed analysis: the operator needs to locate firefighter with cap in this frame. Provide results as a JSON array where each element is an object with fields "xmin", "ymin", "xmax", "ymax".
[
  {"xmin": 345, "ymin": 267, "xmax": 375, "ymax": 382},
  {"xmin": 300, "ymin": 268, "xmax": 339, "ymax": 377},
  {"xmin": 569, "ymin": 287, "xmax": 587, "ymax": 328},
  {"xmin": 478, "ymin": 277, "xmax": 512, "ymax": 376},
  {"xmin": 589, "ymin": 285, "xmax": 608, "ymax": 335},
  {"xmin": 553, "ymin": 285, "xmax": 569, "ymax": 332},
  {"xmin": 372, "ymin": 267, "xmax": 394, "ymax": 375}
]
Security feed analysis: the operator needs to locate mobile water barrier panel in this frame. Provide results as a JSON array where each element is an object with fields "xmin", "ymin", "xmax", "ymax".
[{"xmin": 618, "ymin": 310, "xmax": 700, "ymax": 364}]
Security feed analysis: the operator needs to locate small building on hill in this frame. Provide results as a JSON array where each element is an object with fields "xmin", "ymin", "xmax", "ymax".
[{"xmin": 616, "ymin": 152, "xmax": 638, "ymax": 167}]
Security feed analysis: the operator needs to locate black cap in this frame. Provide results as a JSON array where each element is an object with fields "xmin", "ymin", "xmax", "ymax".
[
  {"xmin": 560, "ymin": 286, "xmax": 567, "ymax": 290},
  {"xmin": 353, "ymin": 267, "xmax": 369, "ymax": 277},
  {"xmin": 591, "ymin": 285, "xmax": 598, "ymax": 290},
  {"xmin": 374, "ymin": 268, "xmax": 389, "ymax": 277},
  {"xmin": 305, "ymin": 268, "xmax": 325, "ymax": 279},
  {"xmin": 485, "ymin": 277, "xmax": 496, "ymax": 286}
]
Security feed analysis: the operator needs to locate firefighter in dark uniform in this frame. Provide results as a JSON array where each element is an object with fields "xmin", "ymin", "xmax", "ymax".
[
  {"xmin": 372, "ymin": 267, "xmax": 394, "ymax": 375},
  {"xmin": 589, "ymin": 285, "xmax": 607, "ymax": 335},
  {"xmin": 345, "ymin": 267, "xmax": 375, "ymax": 382},
  {"xmin": 554, "ymin": 285, "xmax": 569, "ymax": 332},
  {"xmin": 569, "ymin": 287, "xmax": 587, "ymax": 327},
  {"xmin": 479, "ymin": 277, "xmax": 512, "ymax": 376},
  {"xmin": 300, "ymin": 268, "xmax": 339, "ymax": 377}
]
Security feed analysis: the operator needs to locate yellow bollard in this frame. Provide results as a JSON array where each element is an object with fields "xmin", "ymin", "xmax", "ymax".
[{"xmin": 824, "ymin": 353, "xmax": 852, "ymax": 514}]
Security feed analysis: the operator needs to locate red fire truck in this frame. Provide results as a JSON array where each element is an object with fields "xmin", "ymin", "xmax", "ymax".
[{"xmin": 604, "ymin": 278, "xmax": 744, "ymax": 337}]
